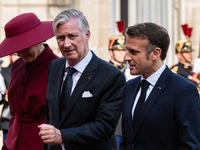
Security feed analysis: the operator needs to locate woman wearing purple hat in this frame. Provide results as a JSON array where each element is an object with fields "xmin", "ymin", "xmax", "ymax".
[{"xmin": 0, "ymin": 13, "xmax": 59, "ymax": 150}]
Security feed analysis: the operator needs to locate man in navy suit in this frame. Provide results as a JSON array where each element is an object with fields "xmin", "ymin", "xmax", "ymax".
[
  {"xmin": 120, "ymin": 22, "xmax": 200, "ymax": 150},
  {"xmin": 38, "ymin": 9, "xmax": 125, "ymax": 150}
]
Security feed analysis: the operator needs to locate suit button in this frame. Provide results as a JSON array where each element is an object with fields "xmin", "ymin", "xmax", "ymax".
[
  {"xmin": 132, "ymin": 142, "xmax": 136, "ymax": 147},
  {"xmin": 17, "ymin": 98, "xmax": 20, "ymax": 102},
  {"xmin": 20, "ymin": 81, "xmax": 24, "ymax": 85},
  {"xmin": 17, "ymin": 113, "xmax": 21, "ymax": 117},
  {"xmin": 16, "ymin": 131, "xmax": 19, "ymax": 135}
]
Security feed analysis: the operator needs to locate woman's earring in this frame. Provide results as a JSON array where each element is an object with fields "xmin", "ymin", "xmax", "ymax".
[{"xmin": 40, "ymin": 44, "xmax": 43, "ymax": 52}]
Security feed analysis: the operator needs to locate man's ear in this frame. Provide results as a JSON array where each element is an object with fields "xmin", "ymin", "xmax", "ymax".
[
  {"xmin": 176, "ymin": 53, "xmax": 182, "ymax": 59},
  {"xmin": 151, "ymin": 47, "xmax": 161, "ymax": 60},
  {"xmin": 108, "ymin": 50, "xmax": 113, "ymax": 58},
  {"xmin": 85, "ymin": 30, "xmax": 90, "ymax": 43}
]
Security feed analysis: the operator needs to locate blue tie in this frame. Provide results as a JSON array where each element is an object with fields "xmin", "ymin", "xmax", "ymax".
[
  {"xmin": 60, "ymin": 67, "xmax": 76, "ymax": 119},
  {"xmin": 133, "ymin": 80, "xmax": 149, "ymax": 129}
]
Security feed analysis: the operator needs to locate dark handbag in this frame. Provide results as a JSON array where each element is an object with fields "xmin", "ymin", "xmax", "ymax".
[{"xmin": 1, "ymin": 101, "xmax": 11, "ymax": 121}]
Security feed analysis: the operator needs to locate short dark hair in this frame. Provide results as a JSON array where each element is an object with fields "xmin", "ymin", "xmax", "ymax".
[{"xmin": 126, "ymin": 22, "xmax": 170, "ymax": 60}]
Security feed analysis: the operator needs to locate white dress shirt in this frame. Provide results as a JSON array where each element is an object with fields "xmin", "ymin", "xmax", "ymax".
[
  {"xmin": 132, "ymin": 63, "xmax": 166, "ymax": 119},
  {"xmin": 0, "ymin": 73, "xmax": 5, "ymax": 101},
  {"xmin": 62, "ymin": 50, "xmax": 92, "ymax": 94}
]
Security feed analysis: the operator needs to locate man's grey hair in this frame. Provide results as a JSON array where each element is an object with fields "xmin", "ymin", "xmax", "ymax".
[{"xmin": 53, "ymin": 9, "xmax": 90, "ymax": 35}]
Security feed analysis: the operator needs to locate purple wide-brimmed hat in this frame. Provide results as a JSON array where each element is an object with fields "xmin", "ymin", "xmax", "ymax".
[{"xmin": 0, "ymin": 12, "xmax": 54, "ymax": 57}]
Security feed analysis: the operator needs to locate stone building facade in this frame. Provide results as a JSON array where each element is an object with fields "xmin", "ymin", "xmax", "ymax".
[
  {"xmin": 0, "ymin": 0, "xmax": 114, "ymax": 61},
  {"xmin": 0, "ymin": 0, "xmax": 200, "ymax": 66},
  {"xmin": 0, "ymin": 0, "xmax": 200, "ymax": 67}
]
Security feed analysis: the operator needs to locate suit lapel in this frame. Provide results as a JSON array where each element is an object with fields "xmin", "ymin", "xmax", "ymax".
[
  {"xmin": 132, "ymin": 67, "xmax": 171, "ymax": 139},
  {"xmin": 53, "ymin": 59, "xmax": 66, "ymax": 127},
  {"xmin": 125, "ymin": 78, "xmax": 141, "ymax": 138},
  {"xmin": 59, "ymin": 52, "xmax": 98, "ymax": 126}
]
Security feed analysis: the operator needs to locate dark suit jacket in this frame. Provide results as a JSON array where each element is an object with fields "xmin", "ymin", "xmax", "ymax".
[
  {"xmin": 1, "ymin": 64, "xmax": 12, "ymax": 89},
  {"xmin": 120, "ymin": 66, "xmax": 200, "ymax": 150},
  {"xmin": 44, "ymin": 52, "xmax": 126, "ymax": 150}
]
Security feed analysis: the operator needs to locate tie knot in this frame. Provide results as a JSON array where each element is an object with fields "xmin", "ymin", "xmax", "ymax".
[
  {"xmin": 67, "ymin": 67, "xmax": 76, "ymax": 76},
  {"xmin": 141, "ymin": 80, "xmax": 149, "ymax": 90}
]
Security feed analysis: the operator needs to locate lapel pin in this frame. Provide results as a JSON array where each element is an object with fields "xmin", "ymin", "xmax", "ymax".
[
  {"xmin": 87, "ymin": 77, "xmax": 90, "ymax": 80},
  {"xmin": 158, "ymin": 87, "xmax": 161, "ymax": 89}
]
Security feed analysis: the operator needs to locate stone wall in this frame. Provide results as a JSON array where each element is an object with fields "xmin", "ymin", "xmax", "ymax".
[
  {"xmin": 1, "ymin": 0, "xmax": 200, "ymax": 62},
  {"xmin": 0, "ymin": 0, "xmax": 112, "ymax": 60},
  {"xmin": 76, "ymin": 0, "xmax": 112, "ymax": 61},
  {"xmin": 184, "ymin": 0, "xmax": 200, "ymax": 57}
]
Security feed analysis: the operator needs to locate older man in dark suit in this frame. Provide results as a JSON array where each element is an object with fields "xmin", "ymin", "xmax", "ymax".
[
  {"xmin": 38, "ymin": 9, "xmax": 125, "ymax": 150},
  {"xmin": 120, "ymin": 22, "xmax": 200, "ymax": 150}
]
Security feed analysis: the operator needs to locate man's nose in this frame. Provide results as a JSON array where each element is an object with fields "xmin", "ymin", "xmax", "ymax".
[
  {"xmin": 64, "ymin": 38, "xmax": 71, "ymax": 48},
  {"xmin": 124, "ymin": 52, "xmax": 131, "ymax": 61}
]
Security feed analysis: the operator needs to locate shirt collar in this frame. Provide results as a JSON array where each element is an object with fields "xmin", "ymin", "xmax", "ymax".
[
  {"xmin": 65, "ymin": 50, "xmax": 92, "ymax": 73},
  {"xmin": 141, "ymin": 63, "xmax": 166, "ymax": 86}
]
